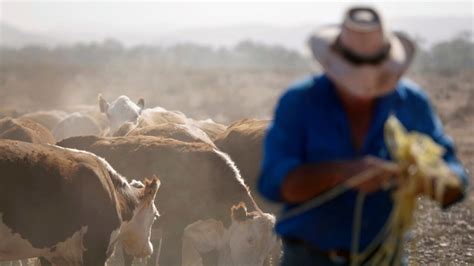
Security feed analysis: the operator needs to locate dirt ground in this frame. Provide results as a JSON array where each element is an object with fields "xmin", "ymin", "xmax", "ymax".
[{"xmin": 406, "ymin": 72, "xmax": 474, "ymax": 265}]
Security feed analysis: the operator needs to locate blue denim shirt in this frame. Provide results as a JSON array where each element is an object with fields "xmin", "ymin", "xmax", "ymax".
[{"xmin": 258, "ymin": 74, "xmax": 469, "ymax": 252}]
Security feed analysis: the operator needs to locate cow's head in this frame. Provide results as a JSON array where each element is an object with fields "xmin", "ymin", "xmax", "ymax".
[
  {"xmin": 182, "ymin": 202, "xmax": 278, "ymax": 266},
  {"xmin": 99, "ymin": 94, "xmax": 144, "ymax": 133},
  {"xmin": 120, "ymin": 177, "xmax": 160, "ymax": 258}
]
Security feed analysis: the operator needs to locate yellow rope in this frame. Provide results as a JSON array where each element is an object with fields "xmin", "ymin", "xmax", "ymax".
[
  {"xmin": 351, "ymin": 115, "xmax": 461, "ymax": 265},
  {"xmin": 350, "ymin": 191, "xmax": 366, "ymax": 266}
]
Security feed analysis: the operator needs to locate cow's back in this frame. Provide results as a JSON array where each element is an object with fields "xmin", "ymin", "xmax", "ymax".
[
  {"xmin": 127, "ymin": 122, "xmax": 216, "ymax": 147},
  {"xmin": 214, "ymin": 119, "xmax": 280, "ymax": 213},
  {"xmin": 52, "ymin": 113, "xmax": 101, "ymax": 142},
  {"xmin": 0, "ymin": 117, "xmax": 55, "ymax": 144},
  {"xmin": 58, "ymin": 136, "xmax": 254, "ymax": 224},
  {"xmin": 191, "ymin": 119, "xmax": 227, "ymax": 140},
  {"xmin": 0, "ymin": 140, "xmax": 121, "ymax": 262},
  {"xmin": 20, "ymin": 110, "xmax": 68, "ymax": 131}
]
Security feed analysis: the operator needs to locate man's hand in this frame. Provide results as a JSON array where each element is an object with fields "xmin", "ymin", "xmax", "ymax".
[{"xmin": 414, "ymin": 173, "xmax": 465, "ymax": 208}]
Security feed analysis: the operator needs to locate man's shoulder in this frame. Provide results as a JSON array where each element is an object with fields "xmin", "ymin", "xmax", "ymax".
[
  {"xmin": 397, "ymin": 78, "xmax": 430, "ymax": 103},
  {"xmin": 280, "ymin": 74, "xmax": 329, "ymax": 105}
]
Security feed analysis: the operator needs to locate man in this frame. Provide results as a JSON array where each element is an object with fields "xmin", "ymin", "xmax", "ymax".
[{"xmin": 258, "ymin": 6, "xmax": 469, "ymax": 266}]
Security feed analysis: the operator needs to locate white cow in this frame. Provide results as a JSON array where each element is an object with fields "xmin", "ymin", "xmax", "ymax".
[
  {"xmin": 99, "ymin": 95, "xmax": 189, "ymax": 136},
  {"xmin": 182, "ymin": 203, "xmax": 279, "ymax": 266},
  {"xmin": 98, "ymin": 95, "xmax": 222, "ymax": 140},
  {"xmin": 99, "ymin": 95, "xmax": 145, "ymax": 134},
  {"xmin": 52, "ymin": 112, "xmax": 102, "ymax": 141}
]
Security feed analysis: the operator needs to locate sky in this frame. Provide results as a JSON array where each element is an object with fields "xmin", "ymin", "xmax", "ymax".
[
  {"xmin": 1, "ymin": 1, "xmax": 472, "ymax": 34},
  {"xmin": 0, "ymin": 1, "xmax": 472, "ymax": 49}
]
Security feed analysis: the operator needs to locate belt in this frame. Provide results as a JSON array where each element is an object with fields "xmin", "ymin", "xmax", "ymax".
[{"xmin": 283, "ymin": 238, "xmax": 351, "ymax": 264}]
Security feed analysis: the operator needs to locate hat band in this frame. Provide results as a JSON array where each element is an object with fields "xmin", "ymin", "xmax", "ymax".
[{"xmin": 332, "ymin": 36, "xmax": 391, "ymax": 65}]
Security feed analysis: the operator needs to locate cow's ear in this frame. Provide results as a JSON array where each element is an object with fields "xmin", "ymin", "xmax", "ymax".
[
  {"xmin": 151, "ymin": 174, "xmax": 160, "ymax": 187},
  {"xmin": 99, "ymin": 94, "xmax": 109, "ymax": 113},
  {"xmin": 137, "ymin": 98, "xmax": 145, "ymax": 110},
  {"xmin": 182, "ymin": 219, "xmax": 226, "ymax": 265},
  {"xmin": 144, "ymin": 177, "xmax": 160, "ymax": 200}
]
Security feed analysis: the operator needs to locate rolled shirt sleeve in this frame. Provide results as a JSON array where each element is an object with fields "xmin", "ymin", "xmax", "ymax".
[{"xmin": 258, "ymin": 89, "xmax": 306, "ymax": 202}]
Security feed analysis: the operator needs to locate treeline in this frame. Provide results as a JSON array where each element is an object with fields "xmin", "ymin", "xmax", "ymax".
[
  {"xmin": 0, "ymin": 40, "xmax": 312, "ymax": 120},
  {"xmin": 411, "ymin": 32, "xmax": 474, "ymax": 75},
  {"xmin": 0, "ymin": 34, "xmax": 472, "ymax": 121},
  {"xmin": 0, "ymin": 39, "xmax": 311, "ymax": 72},
  {"xmin": 1, "ymin": 32, "xmax": 472, "ymax": 74}
]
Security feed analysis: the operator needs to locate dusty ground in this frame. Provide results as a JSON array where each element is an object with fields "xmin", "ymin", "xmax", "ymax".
[{"xmin": 406, "ymin": 72, "xmax": 474, "ymax": 265}]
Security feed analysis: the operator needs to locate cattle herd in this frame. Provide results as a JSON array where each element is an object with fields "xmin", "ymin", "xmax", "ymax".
[{"xmin": 0, "ymin": 95, "xmax": 279, "ymax": 266}]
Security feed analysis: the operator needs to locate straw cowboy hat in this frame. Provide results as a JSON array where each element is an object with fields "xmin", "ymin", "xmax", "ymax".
[{"xmin": 308, "ymin": 6, "xmax": 416, "ymax": 98}]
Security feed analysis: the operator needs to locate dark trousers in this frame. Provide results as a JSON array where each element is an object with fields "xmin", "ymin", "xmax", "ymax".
[
  {"xmin": 281, "ymin": 240, "xmax": 349, "ymax": 266},
  {"xmin": 281, "ymin": 239, "xmax": 408, "ymax": 266}
]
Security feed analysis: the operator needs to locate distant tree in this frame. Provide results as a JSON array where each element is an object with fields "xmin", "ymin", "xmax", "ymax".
[
  {"xmin": 429, "ymin": 31, "xmax": 474, "ymax": 75},
  {"xmin": 103, "ymin": 38, "xmax": 124, "ymax": 52},
  {"xmin": 410, "ymin": 31, "xmax": 474, "ymax": 75}
]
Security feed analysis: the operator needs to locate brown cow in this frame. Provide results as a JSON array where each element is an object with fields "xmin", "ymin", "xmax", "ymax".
[
  {"xmin": 0, "ymin": 117, "xmax": 55, "ymax": 145},
  {"xmin": 214, "ymin": 119, "xmax": 279, "ymax": 213},
  {"xmin": 0, "ymin": 140, "xmax": 160, "ymax": 265},
  {"xmin": 57, "ymin": 135, "xmax": 278, "ymax": 266}
]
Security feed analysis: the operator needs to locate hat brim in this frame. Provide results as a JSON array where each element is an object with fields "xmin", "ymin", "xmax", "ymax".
[{"xmin": 308, "ymin": 25, "xmax": 416, "ymax": 93}]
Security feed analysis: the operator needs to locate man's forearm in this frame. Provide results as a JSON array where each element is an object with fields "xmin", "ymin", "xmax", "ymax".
[{"xmin": 281, "ymin": 161, "xmax": 355, "ymax": 203}]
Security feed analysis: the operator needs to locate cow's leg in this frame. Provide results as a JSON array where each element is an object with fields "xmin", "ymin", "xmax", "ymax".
[
  {"xmin": 146, "ymin": 238, "xmax": 161, "ymax": 266},
  {"xmin": 83, "ymin": 248, "xmax": 107, "ymax": 266},
  {"xmin": 146, "ymin": 227, "xmax": 163, "ymax": 266},
  {"xmin": 158, "ymin": 235, "xmax": 182, "ymax": 266},
  {"xmin": 30, "ymin": 258, "xmax": 41, "ymax": 266},
  {"xmin": 154, "ymin": 237, "xmax": 163, "ymax": 266},
  {"xmin": 122, "ymin": 245, "xmax": 134, "ymax": 266},
  {"xmin": 38, "ymin": 257, "xmax": 51, "ymax": 266},
  {"xmin": 0, "ymin": 260, "xmax": 23, "ymax": 266},
  {"xmin": 266, "ymin": 239, "xmax": 282, "ymax": 266}
]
